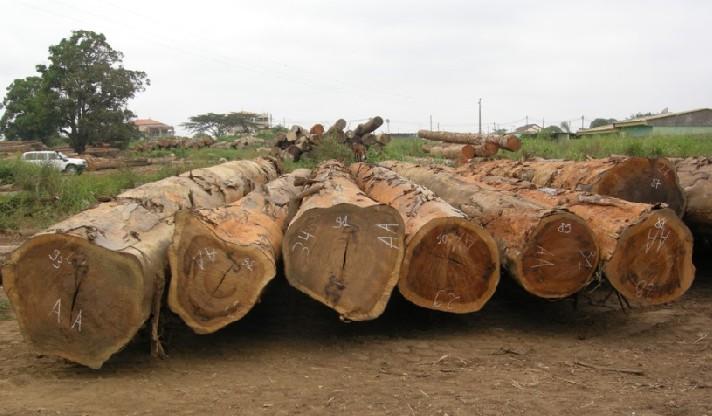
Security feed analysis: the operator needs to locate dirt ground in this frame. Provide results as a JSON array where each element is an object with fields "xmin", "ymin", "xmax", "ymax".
[{"xmin": 1, "ymin": 252, "xmax": 712, "ymax": 416}]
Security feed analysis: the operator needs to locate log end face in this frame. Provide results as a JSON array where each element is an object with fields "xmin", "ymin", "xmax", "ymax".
[
  {"xmin": 3, "ymin": 234, "xmax": 147, "ymax": 369},
  {"xmin": 519, "ymin": 212, "xmax": 599, "ymax": 299},
  {"xmin": 282, "ymin": 203, "xmax": 405, "ymax": 321},
  {"xmin": 605, "ymin": 209, "xmax": 695, "ymax": 305},
  {"xmin": 595, "ymin": 157, "xmax": 687, "ymax": 217},
  {"xmin": 399, "ymin": 218, "xmax": 500, "ymax": 313},
  {"xmin": 169, "ymin": 213, "xmax": 275, "ymax": 334}
]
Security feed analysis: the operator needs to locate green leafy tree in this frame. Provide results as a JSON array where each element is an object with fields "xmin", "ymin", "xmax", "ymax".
[
  {"xmin": 0, "ymin": 76, "xmax": 60, "ymax": 142},
  {"xmin": 41, "ymin": 31, "xmax": 148, "ymax": 152},
  {"xmin": 182, "ymin": 112, "xmax": 259, "ymax": 137},
  {"xmin": 589, "ymin": 118, "xmax": 617, "ymax": 128},
  {"xmin": 560, "ymin": 121, "xmax": 571, "ymax": 133}
]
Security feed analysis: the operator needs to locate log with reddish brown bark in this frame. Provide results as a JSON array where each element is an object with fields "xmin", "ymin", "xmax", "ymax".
[
  {"xmin": 381, "ymin": 162, "xmax": 599, "ymax": 299},
  {"xmin": 168, "ymin": 169, "xmax": 313, "ymax": 333},
  {"xmin": 1, "ymin": 158, "xmax": 281, "ymax": 368},
  {"xmin": 417, "ymin": 130, "xmax": 522, "ymax": 151},
  {"xmin": 466, "ymin": 174, "xmax": 695, "ymax": 306},
  {"xmin": 282, "ymin": 161, "xmax": 406, "ymax": 321},
  {"xmin": 459, "ymin": 157, "xmax": 686, "ymax": 216},
  {"xmin": 351, "ymin": 163, "xmax": 499, "ymax": 313},
  {"xmin": 673, "ymin": 157, "xmax": 712, "ymax": 235}
]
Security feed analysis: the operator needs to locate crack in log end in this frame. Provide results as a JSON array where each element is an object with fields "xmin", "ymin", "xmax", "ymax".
[{"xmin": 69, "ymin": 252, "xmax": 89, "ymax": 316}]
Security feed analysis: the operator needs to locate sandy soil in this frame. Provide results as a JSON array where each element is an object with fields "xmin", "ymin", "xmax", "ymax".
[{"xmin": 1, "ymin": 256, "xmax": 711, "ymax": 416}]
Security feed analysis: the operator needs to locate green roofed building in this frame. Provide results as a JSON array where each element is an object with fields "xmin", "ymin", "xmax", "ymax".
[{"xmin": 579, "ymin": 108, "xmax": 712, "ymax": 137}]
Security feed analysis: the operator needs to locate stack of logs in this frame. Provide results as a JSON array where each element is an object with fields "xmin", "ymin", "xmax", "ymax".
[
  {"xmin": 273, "ymin": 116, "xmax": 391, "ymax": 162},
  {"xmin": 1, "ymin": 155, "xmax": 704, "ymax": 370},
  {"xmin": 0, "ymin": 140, "xmax": 47, "ymax": 154},
  {"xmin": 133, "ymin": 136, "xmax": 216, "ymax": 152},
  {"xmin": 419, "ymin": 130, "xmax": 522, "ymax": 164}
]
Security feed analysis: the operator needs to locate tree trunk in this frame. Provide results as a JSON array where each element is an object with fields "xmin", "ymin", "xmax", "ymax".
[
  {"xmin": 673, "ymin": 157, "xmax": 712, "ymax": 235},
  {"xmin": 282, "ymin": 160, "xmax": 406, "ymax": 321},
  {"xmin": 353, "ymin": 116, "xmax": 384, "ymax": 137},
  {"xmin": 467, "ymin": 174, "xmax": 695, "ymax": 306},
  {"xmin": 1, "ymin": 158, "xmax": 280, "ymax": 368},
  {"xmin": 458, "ymin": 157, "xmax": 686, "ymax": 216},
  {"xmin": 423, "ymin": 143, "xmax": 499, "ymax": 160},
  {"xmin": 350, "ymin": 163, "xmax": 500, "ymax": 313},
  {"xmin": 168, "ymin": 169, "xmax": 312, "ymax": 334},
  {"xmin": 380, "ymin": 162, "xmax": 600, "ymax": 299},
  {"xmin": 417, "ymin": 130, "xmax": 521, "ymax": 151}
]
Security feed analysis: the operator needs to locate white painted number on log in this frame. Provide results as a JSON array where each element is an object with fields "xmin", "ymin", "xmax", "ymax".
[
  {"xmin": 578, "ymin": 250, "xmax": 595, "ymax": 270},
  {"xmin": 376, "ymin": 223, "xmax": 399, "ymax": 233},
  {"xmin": 334, "ymin": 215, "xmax": 350, "ymax": 229},
  {"xmin": 645, "ymin": 217, "xmax": 670, "ymax": 253},
  {"xmin": 650, "ymin": 178, "xmax": 662, "ymax": 189},
  {"xmin": 291, "ymin": 241, "xmax": 311, "ymax": 256},
  {"xmin": 531, "ymin": 258, "xmax": 556, "ymax": 269},
  {"xmin": 377, "ymin": 236, "xmax": 399, "ymax": 250},
  {"xmin": 193, "ymin": 248, "xmax": 217, "ymax": 271},
  {"xmin": 50, "ymin": 298, "xmax": 61, "ymax": 323},
  {"xmin": 49, "ymin": 249, "xmax": 63, "ymax": 269},
  {"xmin": 71, "ymin": 310, "xmax": 83, "ymax": 333},
  {"xmin": 557, "ymin": 223, "xmax": 572, "ymax": 234},
  {"xmin": 298, "ymin": 230, "xmax": 315, "ymax": 241},
  {"xmin": 241, "ymin": 258, "xmax": 255, "ymax": 272},
  {"xmin": 433, "ymin": 290, "xmax": 461, "ymax": 310},
  {"xmin": 436, "ymin": 234, "xmax": 448, "ymax": 245}
]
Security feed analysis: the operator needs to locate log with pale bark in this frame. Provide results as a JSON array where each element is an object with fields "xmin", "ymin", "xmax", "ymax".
[
  {"xmin": 417, "ymin": 130, "xmax": 522, "ymax": 151},
  {"xmin": 282, "ymin": 160, "xmax": 406, "ymax": 321},
  {"xmin": 673, "ymin": 157, "xmax": 712, "ymax": 235},
  {"xmin": 351, "ymin": 163, "xmax": 500, "ymax": 313},
  {"xmin": 459, "ymin": 157, "xmax": 686, "ymax": 216},
  {"xmin": 381, "ymin": 162, "xmax": 599, "ymax": 299},
  {"xmin": 467, "ymin": 174, "xmax": 695, "ymax": 306},
  {"xmin": 1, "ymin": 158, "xmax": 280, "ymax": 368},
  {"xmin": 423, "ymin": 142, "xmax": 499, "ymax": 160},
  {"xmin": 168, "ymin": 169, "xmax": 314, "ymax": 334}
]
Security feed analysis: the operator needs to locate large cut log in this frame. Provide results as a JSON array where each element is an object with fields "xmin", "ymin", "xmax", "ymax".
[
  {"xmin": 168, "ymin": 169, "xmax": 312, "ymax": 333},
  {"xmin": 1, "ymin": 158, "xmax": 280, "ymax": 368},
  {"xmin": 459, "ymin": 157, "xmax": 686, "ymax": 216},
  {"xmin": 381, "ymin": 162, "xmax": 599, "ymax": 299},
  {"xmin": 351, "ymin": 163, "xmax": 499, "ymax": 313},
  {"xmin": 417, "ymin": 130, "xmax": 521, "ymax": 151},
  {"xmin": 673, "ymin": 157, "xmax": 712, "ymax": 235},
  {"xmin": 467, "ymin": 174, "xmax": 695, "ymax": 305},
  {"xmin": 353, "ymin": 116, "xmax": 384, "ymax": 138},
  {"xmin": 423, "ymin": 143, "xmax": 498, "ymax": 160},
  {"xmin": 282, "ymin": 160, "xmax": 406, "ymax": 321}
]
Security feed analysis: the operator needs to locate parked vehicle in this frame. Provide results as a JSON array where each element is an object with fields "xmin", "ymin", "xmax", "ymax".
[{"xmin": 20, "ymin": 151, "xmax": 87, "ymax": 174}]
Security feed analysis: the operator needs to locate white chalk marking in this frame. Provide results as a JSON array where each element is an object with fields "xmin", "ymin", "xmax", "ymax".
[
  {"xmin": 333, "ymin": 215, "xmax": 350, "ymax": 229},
  {"xmin": 536, "ymin": 245, "xmax": 554, "ymax": 257},
  {"xmin": 49, "ymin": 249, "xmax": 63, "ymax": 269},
  {"xmin": 242, "ymin": 258, "xmax": 255, "ymax": 272},
  {"xmin": 50, "ymin": 299, "xmax": 61, "ymax": 324},
  {"xmin": 531, "ymin": 259, "xmax": 556, "ymax": 269},
  {"xmin": 377, "ymin": 236, "xmax": 399, "ymax": 249},
  {"xmin": 376, "ymin": 223, "xmax": 399, "ymax": 233},
  {"xmin": 651, "ymin": 178, "xmax": 662, "ymax": 189},
  {"xmin": 297, "ymin": 230, "xmax": 315, "ymax": 241},
  {"xmin": 71, "ymin": 310, "xmax": 83, "ymax": 333},
  {"xmin": 557, "ymin": 223, "xmax": 572, "ymax": 234},
  {"xmin": 291, "ymin": 241, "xmax": 311, "ymax": 256}
]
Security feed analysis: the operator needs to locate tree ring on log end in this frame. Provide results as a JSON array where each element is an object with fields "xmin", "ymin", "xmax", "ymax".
[
  {"xmin": 605, "ymin": 208, "xmax": 694, "ymax": 305},
  {"xmin": 519, "ymin": 212, "xmax": 600, "ymax": 299},
  {"xmin": 593, "ymin": 158, "xmax": 686, "ymax": 217},
  {"xmin": 2, "ymin": 234, "xmax": 146, "ymax": 369},
  {"xmin": 282, "ymin": 203, "xmax": 405, "ymax": 321},
  {"xmin": 168, "ymin": 213, "xmax": 273, "ymax": 334},
  {"xmin": 399, "ymin": 218, "xmax": 499, "ymax": 313}
]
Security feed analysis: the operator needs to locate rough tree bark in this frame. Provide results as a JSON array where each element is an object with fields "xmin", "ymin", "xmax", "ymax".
[
  {"xmin": 381, "ymin": 162, "xmax": 599, "ymax": 299},
  {"xmin": 353, "ymin": 116, "xmax": 384, "ymax": 138},
  {"xmin": 168, "ymin": 169, "xmax": 313, "ymax": 334},
  {"xmin": 467, "ymin": 174, "xmax": 695, "ymax": 306},
  {"xmin": 423, "ymin": 143, "xmax": 498, "ymax": 160},
  {"xmin": 459, "ymin": 157, "xmax": 686, "ymax": 216},
  {"xmin": 1, "ymin": 158, "xmax": 281, "ymax": 368},
  {"xmin": 350, "ymin": 163, "xmax": 500, "ymax": 313},
  {"xmin": 282, "ymin": 160, "xmax": 406, "ymax": 321},
  {"xmin": 674, "ymin": 157, "xmax": 712, "ymax": 235},
  {"xmin": 417, "ymin": 130, "xmax": 522, "ymax": 151}
]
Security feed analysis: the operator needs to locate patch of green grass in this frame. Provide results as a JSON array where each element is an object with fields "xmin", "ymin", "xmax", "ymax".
[
  {"xmin": 0, "ymin": 160, "xmax": 187, "ymax": 232},
  {"xmin": 0, "ymin": 298, "xmax": 10, "ymax": 321},
  {"xmin": 503, "ymin": 134, "xmax": 712, "ymax": 160}
]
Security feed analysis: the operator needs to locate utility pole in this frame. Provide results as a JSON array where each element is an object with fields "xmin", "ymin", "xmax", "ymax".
[
  {"xmin": 429, "ymin": 114, "xmax": 433, "ymax": 131},
  {"xmin": 581, "ymin": 115, "xmax": 585, "ymax": 130},
  {"xmin": 386, "ymin": 118, "xmax": 390, "ymax": 134},
  {"xmin": 478, "ymin": 98, "xmax": 482, "ymax": 134},
  {"xmin": 526, "ymin": 115, "xmax": 528, "ymax": 126},
  {"xmin": 437, "ymin": 122, "xmax": 440, "ymax": 131}
]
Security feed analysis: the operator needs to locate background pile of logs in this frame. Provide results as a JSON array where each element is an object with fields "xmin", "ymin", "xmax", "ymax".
[
  {"xmin": 272, "ymin": 116, "xmax": 391, "ymax": 162},
  {"xmin": 133, "ymin": 136, "xmax": 216, "ymax": 152},
  {"xmin": 418, "ymin": 130, "xmax": 522, "ymax": 163},
  {"xmin": 0, "ymin": 140, "xmax": 47, "ymax": 154},
  {"xmin": 1, "ymin": 154, "xmax": 708, "ymax": 370}
]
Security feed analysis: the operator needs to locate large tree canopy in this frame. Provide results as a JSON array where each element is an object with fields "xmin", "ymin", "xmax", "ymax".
[
  {"xmin": 589, "ymin": 118, "xmax": 617, "ymax": 128},
  {"xmin": 0, "ymin": 30, "xmax": 148, "ymax": 152},
  {"xmin": 182, "ymin": 112, "xmax": 260, "ymax": 137},
  {"xmin": 0, "ymin": 76, "xmax": 60, "ymax": 142}
]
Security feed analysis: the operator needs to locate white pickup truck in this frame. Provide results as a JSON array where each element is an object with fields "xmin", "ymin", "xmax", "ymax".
[{"xmin": 21, "ymin": 151, "xmax": 88, "ymax": 174}]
